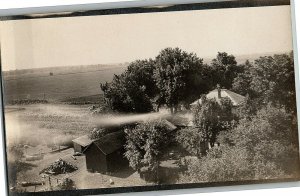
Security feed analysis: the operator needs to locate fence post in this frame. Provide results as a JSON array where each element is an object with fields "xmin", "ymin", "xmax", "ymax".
[{"xmin": 48, "ymin": 176, "xmax": 52, "ymax": 190}]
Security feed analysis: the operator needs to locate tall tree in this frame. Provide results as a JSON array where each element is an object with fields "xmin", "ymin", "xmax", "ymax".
[
  {"xmin": 211, "ymin": 52, "xmax": 241, "ymax": 89},
  {"xmin": 232, "ymin": 60, "xmax": 254, "ymax": 96},
  {"xmin": 250, "ymin": 52, "xmax": 296, "ymax": 113},
  {"xmin": 101, "ymin": 59, "xmax": 157, "ymax": 113},
  {"xmin": 154, "ymin": 47, "xmax": 209, "ymax": 113},
  {"xmin": 192, "ymin": 97, "xmax": 234, "ymax": 149}
]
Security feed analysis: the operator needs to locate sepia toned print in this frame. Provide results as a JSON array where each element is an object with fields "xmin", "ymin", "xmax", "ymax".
[{"xmin": 0, "ymin": 0, "xmax": 299, "ymax": 195}]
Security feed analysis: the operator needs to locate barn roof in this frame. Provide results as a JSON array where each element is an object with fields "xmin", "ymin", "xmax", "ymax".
[
  {"xmin": 72, "ymin": 135, "xmax": 93, "ymax": 147},
  {"xmin": 92, "ymin": 131, "xmax": 125, "ymax": 155},
  {"xmin": 190, "ymin": 89, "xmax": 245, "ymax": 106}
]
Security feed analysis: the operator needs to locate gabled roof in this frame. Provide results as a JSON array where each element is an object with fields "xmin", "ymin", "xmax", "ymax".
[
  {"xmin": 72, "ymin": 135, "xmax": 93, "ymax": 147},
  {"xmin": 190, "ymin": 89, "xmax": 245, "ymax": 106},
  {"xmin": 166, "ymin": 112, "xmax": 194, "ymax": 127},
  {"xmin": 90, "ymin": 131, "xmax": 125, "ymax": 155},
  {"xmin": 161, "ymin": 119, "xmax": 177, "ymax": 133}
]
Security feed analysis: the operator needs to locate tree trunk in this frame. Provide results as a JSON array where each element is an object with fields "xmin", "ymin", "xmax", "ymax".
[
  {"xmin": 170, "ymin": 107, "xmax": 174, "ymax": 114},
  {"xmin": 174, "ymin": 106, "xmax": 178, "ymax": 113}
]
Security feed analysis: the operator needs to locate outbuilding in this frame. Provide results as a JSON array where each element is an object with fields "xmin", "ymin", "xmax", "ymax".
[
  {"xmin": 72, "ymin": 135, "xmax": 93, "ymax": 153},
  {"xmin": 84, "ymin": 131, "xmax": 128, "ymax": 173}
]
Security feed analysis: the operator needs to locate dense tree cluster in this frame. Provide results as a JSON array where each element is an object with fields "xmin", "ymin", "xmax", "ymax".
[
  {"xmin": 100, "ymin": 47, "xmax": 298, "ymax": 182},
  {"xmin": 232, "ymin": 52, "xmax": 296, "ymax": 113},
  {"xmin": 179, "ymin": 105, "xmax": 299, "ymax": 183},
  {"xmin": 176, "ymin": 51, "xmax": 299, "ymax": 183},
  {"xmin": 101, "ymin": 48, "xmax": 212, "ymax": 113}
]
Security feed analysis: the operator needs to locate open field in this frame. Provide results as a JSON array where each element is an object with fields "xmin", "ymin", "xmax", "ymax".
[
  {"xmin": 5, "ymin": 104, "xmax": 95, "ymax": 148},
  {"xmin": 2, "ymin": 64, "xmax": 127, "ymax": 103},
  {"xmin": 4, "ymin": 104, "xmax": 150, "ymax": 192}
]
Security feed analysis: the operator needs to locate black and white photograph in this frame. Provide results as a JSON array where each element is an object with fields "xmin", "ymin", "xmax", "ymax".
[{"xmin": 0, "ymin": 0, "xmax": 300, "ymax": 195}]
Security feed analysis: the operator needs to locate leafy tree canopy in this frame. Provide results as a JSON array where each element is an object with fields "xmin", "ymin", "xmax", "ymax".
[
  {"xmin": 154, "ymin": 47, "xmax": 211, "ymax": 113},
  {"xmin": 192, "ymin": 97, "xmax": 235, "ymax": 147},
  {"xmin": 124, "ymin": 120, "xmax": 170, "ymax": 172},
  {"xmin": 211, "ymin": 52, "xmax": 242, "ymax": 89},
  {"xmin": 101, "ymin": 59, "xmax": 156, "ymax": 113}
]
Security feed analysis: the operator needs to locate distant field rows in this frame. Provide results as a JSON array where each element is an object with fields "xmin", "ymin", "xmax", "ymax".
[{"xmin": 3, "ymin": 66, "xmax": 127, "ymax": 102}]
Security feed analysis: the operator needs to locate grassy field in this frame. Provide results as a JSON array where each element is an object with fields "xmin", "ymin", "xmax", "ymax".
[
  {"xmin": 2, "ymin": 64, "xmax": 127, "ymax": 103},
  {"xmin": 5, "ymin": 104, "xmax": 95, "ymax": 148}
]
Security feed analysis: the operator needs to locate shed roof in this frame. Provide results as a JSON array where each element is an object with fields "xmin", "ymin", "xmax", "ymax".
[
  {"xmin": 190, "ymin": 89, "xmax": 245, "ymax": 106},
  {"xmin": 91, "ymin": 131, "xmax": 125, "ymax": 155},
  {"xmin": 72, "ymin": 135, "xmax": 93, "ymax": 147}
]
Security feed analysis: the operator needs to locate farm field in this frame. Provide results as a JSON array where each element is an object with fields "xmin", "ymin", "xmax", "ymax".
[
  {"xmin": 2, "ymin": 64, "xmax": 127, "ymax": 103},
  {"xmin": 5, "ymin": 104, "xmax": 95, "ymax": 148}
]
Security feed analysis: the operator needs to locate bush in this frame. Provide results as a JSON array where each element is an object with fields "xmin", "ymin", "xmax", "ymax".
[
  {"xmin": 56, "ymin": 178, "xmax": 76, "ymax": 190},
  {"xmin": 124, "ymin": 120, "xmax": 170, "ymax": 172},
  {"xmin": 178, "ymin": 145, "xmax": 284, "ymax": 183}
]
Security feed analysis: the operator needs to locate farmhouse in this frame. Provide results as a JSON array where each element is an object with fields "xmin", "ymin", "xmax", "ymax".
[
  {"xmin": 84, "ymin": 131, "xmax": 128, "ymax": 173},
  {"xmin": 72, "ymin": 135, "xmax": 93, "ymax": 153},
  {"xmin": 190, "ymin": 86, "xmax": 245, "ymax": 107}
]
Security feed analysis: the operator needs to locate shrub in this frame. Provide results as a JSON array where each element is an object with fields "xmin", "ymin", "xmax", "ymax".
[{"xmin": 124, "ymin": 120, "xmax": 170, "ymax": 173}]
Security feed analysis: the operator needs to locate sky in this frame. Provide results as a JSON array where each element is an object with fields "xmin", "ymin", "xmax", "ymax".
[{"xmin": 0, "ymin": 5, "xmax": 293, "ymax": 71}]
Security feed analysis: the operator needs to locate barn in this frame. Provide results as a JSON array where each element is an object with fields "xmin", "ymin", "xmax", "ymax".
[
  {"xmin": 84, "ymin": 131, "xmax": 128, "ymax": 173},
  {"xmin": 72, "ymin": 135, "xmax": 93, "ymax": 153}
]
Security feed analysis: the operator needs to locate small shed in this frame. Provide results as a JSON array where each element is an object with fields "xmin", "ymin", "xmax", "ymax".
[
  {"xmin": 84, "ymin": 131, "xmax": 128, "ymax": 173},
  {"xmin": 72, "ymin": 135, "xmax": 93, "ymax": 153}
]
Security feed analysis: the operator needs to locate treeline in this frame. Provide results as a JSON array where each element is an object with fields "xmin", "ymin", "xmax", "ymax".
[
  {"xmin": 101, "ymin": 48, "xmax": 296, "ymax": 114},
  {"xmin": 8, "ymin": 99, "xmax": 48, "ymax": 105}
]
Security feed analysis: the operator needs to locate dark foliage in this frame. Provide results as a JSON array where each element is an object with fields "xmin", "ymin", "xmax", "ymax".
[
  {"xmin": 101, "ymin": 59, "xmax": 156, "ymax": 113},
  {"xmin": 211, "ymin": 52, "xmax": 243, "ymax": 89},
  {"xmin": 154, "ymin": 47, "xmax": 211, "ymax": 112},
  {"xmin": 124, "ymin": 120, "xmax": 170, "ymax": 172}
]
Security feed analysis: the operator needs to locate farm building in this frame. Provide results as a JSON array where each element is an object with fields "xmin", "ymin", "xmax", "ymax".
[
  {"xmin": 84, "ymin": 131, "xmax": 128, "ymax": 173},
  {"xmin": 190, "ymin": 86, "xmax": 245, "ymax": 107},
  {"xmin": 72, "ymin": 135, "xmax": 93, "ymax": 153}
]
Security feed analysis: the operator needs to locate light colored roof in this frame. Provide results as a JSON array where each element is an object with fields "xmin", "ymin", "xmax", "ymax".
[
  {"xmin": 72, "ymin": 135, "xmax": 93, "ymax": 147},
  {"xmin": 162, "ymin": 119, "xmax": 177, "ymax": 133},
  {"xmin": 167, "ymin": 112, "xmax": 193, "ymax": 127},
  {"xmin": 190, "ymin": 89, "xmax": 245, "ymax": 106}
]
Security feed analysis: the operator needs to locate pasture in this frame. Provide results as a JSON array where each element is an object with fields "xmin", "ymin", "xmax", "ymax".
[{"xmin": 2, "ymin": 64, "xmax": 127, "ymax": 103}]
